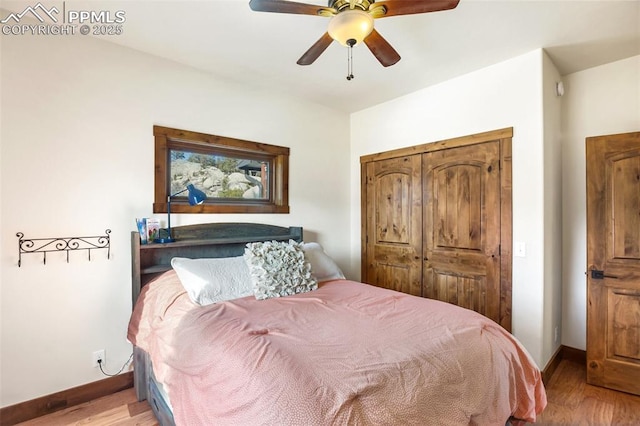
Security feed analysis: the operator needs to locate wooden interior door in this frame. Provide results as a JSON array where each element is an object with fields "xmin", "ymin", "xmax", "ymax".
[
  {"xmin": 362, "ymin": 155, "xmax": 422, "ymax": 296},
  {"xmin": 586, "ymin": 131, "xmax": 640, "ymax": 396},
  {"xmin": 422, "ymin": 141, "xmax": 502, "ymax": 324}
]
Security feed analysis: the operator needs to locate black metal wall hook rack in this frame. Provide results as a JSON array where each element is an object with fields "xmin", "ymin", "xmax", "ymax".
[{"xmin": 16, "ymin": 229, "xmax": 111, "ymax": 267}]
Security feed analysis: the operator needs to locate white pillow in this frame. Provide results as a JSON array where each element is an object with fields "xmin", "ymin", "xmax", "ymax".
[
  {"xmin": 302, "ymin": 242, "xmax": 346, "ymax": 283},
  {"xmin": 171, "ymin": 256, "xmax": 253, "ymax": 306},
  {"xmin": 244, "ymin": 240, "xmax": 318, "ymax": 300}
]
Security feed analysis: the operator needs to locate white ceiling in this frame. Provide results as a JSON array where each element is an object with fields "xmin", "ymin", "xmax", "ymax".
[{"xmin": 3, "ymin": 0, "xmax": 640, "ymax": 112}]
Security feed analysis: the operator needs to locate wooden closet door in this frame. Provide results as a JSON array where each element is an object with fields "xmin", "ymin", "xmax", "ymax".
[
  {"xmin": 362, "ymin": 155, "xmax": 423, "ymax": 296},
  {"xmin": 422, "ymin": 141, "xmax": 502, "ymax": 323}
]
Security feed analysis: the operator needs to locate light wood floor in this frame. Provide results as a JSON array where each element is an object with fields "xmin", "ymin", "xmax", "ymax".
[
  {"xmin": 16, "ymin": 358, "xmax": 640, "ymax": 425},
  {"xmin": 15, "ymin": 388, "xmax": 157, "ymax": 426},
  {"xmin": 533, "ymin": 358, "xmax": 640, "ymax": 425}
]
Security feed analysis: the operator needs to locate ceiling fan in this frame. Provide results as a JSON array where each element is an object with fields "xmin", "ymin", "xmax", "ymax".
[{"xmin": 248, "ymin": 0, "xmax": 460, "ymax": 69}]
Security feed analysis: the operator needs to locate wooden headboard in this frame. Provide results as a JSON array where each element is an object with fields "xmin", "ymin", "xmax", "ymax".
[{"xmin": 131, "ymin": 222, "xmax": 303, "ymax": 306}]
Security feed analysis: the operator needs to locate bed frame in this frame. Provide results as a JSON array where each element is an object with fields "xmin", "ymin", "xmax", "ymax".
[{"xmin": 130, "ymin": 222, "xmax": 303, "ymax": 424}]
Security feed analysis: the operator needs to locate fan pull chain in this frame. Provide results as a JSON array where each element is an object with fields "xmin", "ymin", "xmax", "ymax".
[{"xmin": 346, "ymin": 38, "xmax": 355, "ymax": 81}]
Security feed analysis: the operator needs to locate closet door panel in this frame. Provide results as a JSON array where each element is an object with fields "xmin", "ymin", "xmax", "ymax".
[
  {"xmin": 423, "ymin": 141, "xmax": 501, "ymax": 322},
  {"xmin": 363, "ymin": 155, "xmax": 422, "ymax": 296},
  {"xmin": 430, "ymin": 271, "xmax": 487, "ymax": 313}
]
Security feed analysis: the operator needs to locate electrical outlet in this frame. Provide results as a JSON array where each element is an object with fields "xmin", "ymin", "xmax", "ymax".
[
  {"xmin": 554, "ymin": 327, "xmax": 559, "ymax": 343},
  {"xmin": 92, "ymin": 349, "xmax": 105, "ymax": 368}
]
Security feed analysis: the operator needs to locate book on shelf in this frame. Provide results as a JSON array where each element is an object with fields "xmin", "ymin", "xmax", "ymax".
[
  {"xmin": 135, "ymin": 218, "xmax": 148, "ymax": 244},
  {"xmin": 135, "ymin": 217, "xmax": 163, "ymax": 244},
  {"xmin": 146, "ymin": 218, "xmax": 160, "ymax": 242}
]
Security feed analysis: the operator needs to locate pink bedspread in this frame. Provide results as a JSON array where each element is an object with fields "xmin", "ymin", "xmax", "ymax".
[{"xmin": 128, "ymin": 271, "xmax": 546, "ymax": 425}]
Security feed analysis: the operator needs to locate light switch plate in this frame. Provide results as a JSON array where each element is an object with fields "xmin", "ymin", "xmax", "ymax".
[{"xmin": 514, "ymin": 242, "xmax": 526, "ymax": 257}]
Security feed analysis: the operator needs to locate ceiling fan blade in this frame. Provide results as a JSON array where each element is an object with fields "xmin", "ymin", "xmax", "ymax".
[
  {"xmin": 374, "ymin": 0, "xmax": 460, "ymax": 18},
  {"xmin": 364, "ymin": 29, "xmax": 401, "ymax": 67},
  {"xmin": 297, "ymin": 32, "xmax": 334, "ymax": 65},
  {"xmin": 249, "ymin": 0, "xmax": 331, "ymax": 16}
]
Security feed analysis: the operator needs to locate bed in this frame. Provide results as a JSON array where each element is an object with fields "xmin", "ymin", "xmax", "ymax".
[{"xmin": 127, "ymin": 223, "xmax": 546, "ymax": 425}]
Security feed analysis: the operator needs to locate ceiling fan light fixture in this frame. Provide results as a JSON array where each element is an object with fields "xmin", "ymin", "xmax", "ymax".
[{"xmin": 327, "ymin": 10, "xmax": 374, "ymax": 47}]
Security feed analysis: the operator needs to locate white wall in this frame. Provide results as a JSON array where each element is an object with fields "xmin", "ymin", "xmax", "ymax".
[
  {"xmin": 0, "ymin": 34, "xmax": 351, "ymax": 406},
  {"xmin": 561, "ymin": 55, "xmax": 640, "ymax": 351},
  {"xmin": 350, "ymin": 50, "xmax": 548, "ymax": 367},
  {"xmin": 542, "ymin": 51, "xmax": 563, "ymax": 364}
]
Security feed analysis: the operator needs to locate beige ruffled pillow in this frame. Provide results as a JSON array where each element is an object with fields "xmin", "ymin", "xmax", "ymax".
[{"xmin": 244, "ymin": 240, "xmax": 318, "ymax": 300}]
